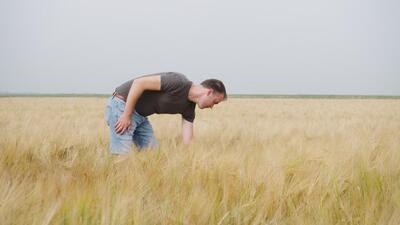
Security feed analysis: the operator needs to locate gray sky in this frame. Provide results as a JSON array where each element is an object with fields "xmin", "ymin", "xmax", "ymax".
[{"xmin": 1, "ymin": 0, "xmax": 399, "ymax": 95}]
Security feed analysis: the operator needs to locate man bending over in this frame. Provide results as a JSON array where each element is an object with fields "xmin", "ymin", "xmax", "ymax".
[{"xmin": 104, "ymin": 72, "xmax": 227, "ymax": 154}]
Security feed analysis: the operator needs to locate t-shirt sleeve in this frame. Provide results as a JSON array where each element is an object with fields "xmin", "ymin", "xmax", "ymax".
[
  {"xmin": 181, "ymin": 104, "xmax": 196, "ymax": 123},
  {"xmin": 160, "ymin": 72, "xmax": 187, "ymax": 95}
]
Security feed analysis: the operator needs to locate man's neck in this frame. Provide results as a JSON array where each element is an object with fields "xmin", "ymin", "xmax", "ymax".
[{"xmin": 188, "ymin": 84, "xmax": 206, "ymax": 103}]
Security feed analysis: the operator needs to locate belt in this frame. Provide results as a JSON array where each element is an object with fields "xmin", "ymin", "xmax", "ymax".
[{"xmin": 112, "ymin": 92, "xmax": 126, "ymax": 102}]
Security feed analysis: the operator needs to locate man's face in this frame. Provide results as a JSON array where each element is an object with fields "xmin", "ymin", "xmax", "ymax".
[{"xmin": 198, "ymin": 89, "xmax": 225, "ymax": 109}]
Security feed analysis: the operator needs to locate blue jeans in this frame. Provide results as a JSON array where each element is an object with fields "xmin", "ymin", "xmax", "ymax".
[{"xmin": 104, "ymin": 96, "xmax": 158, "ymax": 154}]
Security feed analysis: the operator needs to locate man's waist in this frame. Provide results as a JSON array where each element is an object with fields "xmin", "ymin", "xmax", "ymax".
[{"xmin": 112, "ymin": 92, "xmax": 126, "ymax": 102}]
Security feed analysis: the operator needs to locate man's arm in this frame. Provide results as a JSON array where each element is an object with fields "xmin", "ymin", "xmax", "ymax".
[
  {"xmin": 182, "ymin": 118, "xmax": 193, "ymax": 144},
  {"xmin": 115, "ymin": 75, "xmax": 161, "ymax": 134}
]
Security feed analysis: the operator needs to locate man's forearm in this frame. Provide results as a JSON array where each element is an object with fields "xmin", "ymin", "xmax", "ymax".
[
  {"xmin": 182, "ymin": 119, "xmax": 194, "ymax": 144},
  {"xmin": 182, "ymin": 133, "xmax": 193, "ymax": 144},
  {"xmin": 123, "ymin": 80, "xmax": 144, "ymax": 116}
]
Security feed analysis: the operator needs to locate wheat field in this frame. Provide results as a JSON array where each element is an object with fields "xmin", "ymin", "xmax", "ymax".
[{"xmin": 0, "ymin": 97, "xmax": 399, "ymax": 225}]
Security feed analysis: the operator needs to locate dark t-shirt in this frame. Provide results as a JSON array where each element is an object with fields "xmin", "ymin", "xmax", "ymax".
[{"xmin": 115, "ymin": 72, "xmax": 196, "ymax": 122}]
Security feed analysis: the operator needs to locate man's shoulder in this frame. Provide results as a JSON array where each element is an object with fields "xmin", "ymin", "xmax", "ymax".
[
  {"xmin": 163, "ymin": 72, "xmax": 189, "ymax": 81},
  {"xmin": 159, "ymin": 72, "xmax": 192, "ymax": 93}
]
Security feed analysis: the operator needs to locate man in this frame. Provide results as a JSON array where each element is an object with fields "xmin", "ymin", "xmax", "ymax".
[{"xmin": 104, "ymin": 72, "xmax": 227, "ymax": 154}]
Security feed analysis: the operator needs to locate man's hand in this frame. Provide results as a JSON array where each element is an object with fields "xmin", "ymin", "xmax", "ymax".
[{"xmin": 115, "ymin": 113, "xmax": 131, "ymax": 134}]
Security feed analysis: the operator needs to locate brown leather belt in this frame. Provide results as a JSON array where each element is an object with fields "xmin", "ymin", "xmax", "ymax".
[{"xmin": 112, "ymin": 92, "xmax": 126, "ymax": 102}]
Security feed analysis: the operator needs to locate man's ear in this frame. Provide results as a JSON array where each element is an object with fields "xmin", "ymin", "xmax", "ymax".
[{"xmin": 208, "ymin": 88, "xmax": 214, "ymax": 96}]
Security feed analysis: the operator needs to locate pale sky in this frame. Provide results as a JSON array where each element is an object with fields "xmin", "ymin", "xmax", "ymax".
[{"xmin": 1, "ymin": 0, "xmax": 399, "ymax": 95}]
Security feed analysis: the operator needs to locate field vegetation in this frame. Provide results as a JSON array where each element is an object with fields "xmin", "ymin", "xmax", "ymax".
[{"xmin": 0, "ymin": 97, "xmax": 399, "ymax": 225}]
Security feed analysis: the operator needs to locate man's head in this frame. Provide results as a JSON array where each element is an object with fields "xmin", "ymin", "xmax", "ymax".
[{"xmin": 197, "ymin": 79, "xmax": 227, "ymax": 109}]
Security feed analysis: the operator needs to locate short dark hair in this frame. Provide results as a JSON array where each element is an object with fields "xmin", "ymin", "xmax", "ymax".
[{"xmin": 201, "ymin": 79, "xmax": 227, "ymax": 100}]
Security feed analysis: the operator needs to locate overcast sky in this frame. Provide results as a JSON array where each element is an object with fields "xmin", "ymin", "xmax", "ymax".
[{"xmin": 1, "ymin": 0, "xmax": 399, "ymax": 95}]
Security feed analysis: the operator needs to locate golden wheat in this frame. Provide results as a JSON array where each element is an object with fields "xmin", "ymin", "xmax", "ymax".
[{"xmin": 0, "ymin": 97, "xmax": 399, "ymax": 225}]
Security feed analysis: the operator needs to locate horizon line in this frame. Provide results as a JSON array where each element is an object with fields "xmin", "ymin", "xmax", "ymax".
[{"xmin": 0, "ymin": 93, "xmax": 399, "ymax": 99}]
